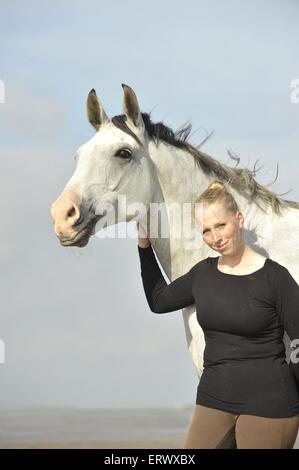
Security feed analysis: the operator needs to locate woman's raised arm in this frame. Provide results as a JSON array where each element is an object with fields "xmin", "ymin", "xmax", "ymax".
[{"xmin": 137, "ymin": 222, "xmax": 196, "ymax": 313}]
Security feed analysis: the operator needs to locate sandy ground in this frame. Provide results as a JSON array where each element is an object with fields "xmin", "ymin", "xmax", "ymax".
[
  {"xmin": 0, "ymin": 440, "xmax": 298, "ymax": 449},
  {"xmin": 0, "ymin": 440, "xmax": 183, "ymax": 449}
]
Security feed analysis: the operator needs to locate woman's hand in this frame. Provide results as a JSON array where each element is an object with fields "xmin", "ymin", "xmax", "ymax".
[{"xmin": 137, "ymin": 221, "xmax": 151, "ymax": 248}]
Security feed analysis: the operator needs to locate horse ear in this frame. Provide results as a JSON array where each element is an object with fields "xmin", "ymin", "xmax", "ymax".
[
  {"xmin": 87, "ymin": 89, "xmax": 109, "ymax": 130},
  {"xmin": 122, "ymin": 84, "xmax": 144, "ymax": 130}
]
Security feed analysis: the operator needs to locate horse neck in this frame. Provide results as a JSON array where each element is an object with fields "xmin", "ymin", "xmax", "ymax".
[
  {"xmin": 148, "ymin": 140, "xmax": 207, "ymax": 205},
  {"xmin": 147, "ymin": 140, "xmax": 212, "ymax": 276}
]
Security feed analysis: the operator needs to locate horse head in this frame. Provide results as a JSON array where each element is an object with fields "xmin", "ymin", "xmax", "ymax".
[{"xmin": 51, "ymin": 85, "xmax": 155, "ymax": 247}]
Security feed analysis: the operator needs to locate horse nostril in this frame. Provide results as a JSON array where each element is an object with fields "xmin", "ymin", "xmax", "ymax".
[
  {"xmin": 65, "ymin": 202, "xmax": 80, "ymax": 226},
  {"xmin": 67, "ymin": 206, "xmax": 76, "ymax": 218}
]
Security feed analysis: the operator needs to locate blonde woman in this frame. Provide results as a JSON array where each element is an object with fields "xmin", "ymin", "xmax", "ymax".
[{"xmin": 137, "ymin": 181, "xmax": 299, "ymax": 449}]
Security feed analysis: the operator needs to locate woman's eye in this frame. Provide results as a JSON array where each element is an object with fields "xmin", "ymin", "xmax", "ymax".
[{"xmin": 115, "ymin": 148, "xmax": 132, "ymax": 160}]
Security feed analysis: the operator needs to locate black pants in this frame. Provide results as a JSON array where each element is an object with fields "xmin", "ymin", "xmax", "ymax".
[{"xmin": 183, "ymin": 405, "xmax": 299, "ymax": 449}]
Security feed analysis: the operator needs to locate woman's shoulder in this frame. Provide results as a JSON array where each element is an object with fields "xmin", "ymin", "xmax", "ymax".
[
  {"xmin": 266, "ymin": 257, "xmax": 289, "ymax": 272},
  {"xmin": 190, "ymin": 256, "xmax": 213, "ymax": 272},
  {"xmin": 193, "ymin": 256, "xmax": 217, "ymax": 272},
  {"xmin": 264, "ymin": 257, "xmax": 295, "ymax": 284}
]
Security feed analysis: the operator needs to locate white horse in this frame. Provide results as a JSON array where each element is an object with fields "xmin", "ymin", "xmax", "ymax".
[{"xmin": 51, "ymin": 84, "xmax": 299, "ymax": 378}]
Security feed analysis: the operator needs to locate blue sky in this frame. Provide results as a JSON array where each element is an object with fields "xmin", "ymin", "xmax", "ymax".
[{"xmin": 0, "ymin": 0, "xmax": 299, "ymax": 408}]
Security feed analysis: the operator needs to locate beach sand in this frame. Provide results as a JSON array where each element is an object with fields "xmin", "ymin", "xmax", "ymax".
[
  {"xmin": 1, "ymin": 440, "xmax": 298, "ymax": 449},
  {"xmin": 0, "ymin": 408, "xmax": 297, "ymax": 449},
  {"xmin": 0, "ymin": 407, "xmax": 191, "ymax": 449},
  {"xmin": 0, "ymin": 440, "xmax": 183, "ymax": 449}
]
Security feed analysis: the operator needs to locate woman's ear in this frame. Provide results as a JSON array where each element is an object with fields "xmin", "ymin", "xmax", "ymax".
[{"xmin": 237, "ymin": 211, "xmax": 244, "ymax": 228}]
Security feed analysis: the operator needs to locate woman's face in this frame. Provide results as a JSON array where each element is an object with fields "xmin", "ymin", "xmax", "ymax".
[{"xmin": 197, "ymin": 202, "xmax": 244, "ymax": 255}]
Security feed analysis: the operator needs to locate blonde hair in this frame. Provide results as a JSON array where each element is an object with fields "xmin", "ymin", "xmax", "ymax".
[{"xmin": 192, "ymin": 180, "xmax": 239, "ymax": 225}]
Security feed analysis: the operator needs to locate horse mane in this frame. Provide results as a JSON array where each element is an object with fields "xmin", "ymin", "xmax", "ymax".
[{"xmin": 112, "ymin": 113, "xmax": 299, "ymax": 214}]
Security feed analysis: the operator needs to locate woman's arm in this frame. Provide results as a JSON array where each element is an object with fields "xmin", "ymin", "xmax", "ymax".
[
  {"xmin": 275, "ymin": 265, "xmax": 299, "ymax": 386},
  {"xmin": 137, "ymin": 222, "xmax": 196, "ymax": 313}
]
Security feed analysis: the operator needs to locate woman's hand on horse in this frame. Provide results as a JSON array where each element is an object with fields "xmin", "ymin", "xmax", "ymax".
[{"xmin": 136, "ymin": 221, "xmax": 151, "ymax": 248}]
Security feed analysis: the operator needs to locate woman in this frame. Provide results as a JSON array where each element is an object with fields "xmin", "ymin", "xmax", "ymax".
[{"xmin": 137, "ymin": 180, "xmax": 299, "ymax": 449}]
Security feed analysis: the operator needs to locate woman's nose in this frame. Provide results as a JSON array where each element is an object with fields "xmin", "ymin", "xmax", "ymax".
[{"xmin": 211, "ymin": 230, "xmax": 222, "ymax": 243}]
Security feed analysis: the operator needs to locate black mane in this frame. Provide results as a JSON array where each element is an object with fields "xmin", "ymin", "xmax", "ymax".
[
  {"xmin": 112, "ymin": 112, "xmax": 192, "ymax": 149},
  {"xmin": 111, "ymin": 113, "xmax": 299, "ymax": 214}
]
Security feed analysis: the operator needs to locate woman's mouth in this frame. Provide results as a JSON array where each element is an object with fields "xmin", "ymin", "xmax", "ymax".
[{"xmin": 217, "ymin": 241, "xmax": 229, "ymax": 251}]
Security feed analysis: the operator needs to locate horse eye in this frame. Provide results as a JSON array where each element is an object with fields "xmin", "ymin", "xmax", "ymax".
[{"xmin": 115, "ymin": 148, "xmax": 132, "ymax": 160}]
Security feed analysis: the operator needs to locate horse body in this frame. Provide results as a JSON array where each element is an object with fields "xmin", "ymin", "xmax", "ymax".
[{"xmin": 51, "ymin": 84, "xmax": 299, "ymax": 377}]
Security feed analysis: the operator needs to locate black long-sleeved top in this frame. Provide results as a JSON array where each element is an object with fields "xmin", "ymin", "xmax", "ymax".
[{"xmin": 138, "ymin": 245, "xmax": 299, "ymax": 418}]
